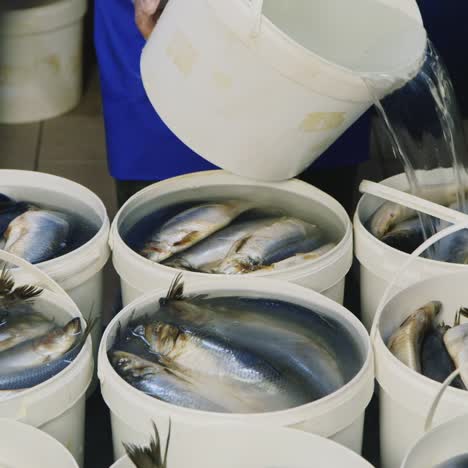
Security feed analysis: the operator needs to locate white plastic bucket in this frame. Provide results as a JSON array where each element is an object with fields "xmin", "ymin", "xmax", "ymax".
[
  {"xmin": 354, "ymin": 170, "xmax": 468, "ymax": 330},
  {"xmin": 0, "ymin": 170, "xmax": 110, "ymax": 382},
  {"xmin": 373, "ymin": 227, "xmax": 468, "ymax": 468},
  {"xmin": 0, "ymin": 0, "xmax": 87, "ymax": 124},
  {"xmin": 109, "ymin": 170, "xmax": 353, "ymax": 306},
  {"xmin": 140, "ymin": 0, "xmax": 426, "ymax": 181},
  {"xmin": 98, "ymin": 277, "xmax": 374, "ymax": 460},
  {"xmin": 0, "ymin": 250, "xmax": 93, "ymax": 468},
  {"xmin": 110, "ymin": 423, "xmax": 374, "ymax": 468},
  {"xmin": 402, "ymin": 414, "xmax": 468, "ymax": 468},
  {"xmin": 0, "ymin": 418, "xmax": 78, "ymax": 468}
]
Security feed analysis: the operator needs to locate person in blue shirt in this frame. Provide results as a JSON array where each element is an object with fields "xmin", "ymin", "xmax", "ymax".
[{"xmin": 94, "ymin": 0, "xmax": 370, "ymax": 213}]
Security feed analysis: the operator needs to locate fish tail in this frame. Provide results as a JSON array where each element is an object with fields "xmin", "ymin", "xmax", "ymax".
[
  {"xmin": 160, "ymin": 273, "xmax": 184, "ymax": 306},
  {"xmin": 0, "ymin": 267, "xmax": 42, "ymax": 308},
  {"xmin": 123, "ymin": 420, "xmax": 171, "ymax": 468}
]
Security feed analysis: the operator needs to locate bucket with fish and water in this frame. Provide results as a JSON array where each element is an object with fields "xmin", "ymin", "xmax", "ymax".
[
  {"xmin": 0, "ymin": 418, "xmax": 79, "ymax": 468},
  {"xmin": 0, "ymin": 0, "xmax": 87, "ymax": 124},
  {"xmin": 110, "ymin": 421, "xmax": 374, "ymax": 468},
  {"xmin": 401, "ymin": 413, "xmax": 468, "ymax": 468},
  {"xmin": 354, "ymin": 169, "xmax": 468, "ymax": 330},
  {"xmin": 109, "ymin": 170, "xmax": 353, "ymax": 306},
  {"xmin": 98, "ymin": 275, "xmax": 374, "ymax": 460},
  {"xmin": 140, "ymin": 0, "xmax": 427, "ymax": 181},
  {"xmin": 372, "ymin": 223, "xmax": 468, "ymax": 468},
  {"xmin": 0, "ymin": 250, "xmax": 94, "ymax": 467},
  {"xmin": 0, "ymin": 169, "xmax": 110, "ymax": 390}
]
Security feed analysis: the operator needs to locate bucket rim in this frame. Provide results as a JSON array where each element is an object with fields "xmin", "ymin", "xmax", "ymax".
[{"xmin": 98, "ymin": 276, "xmax": 374, "ymax": 429}]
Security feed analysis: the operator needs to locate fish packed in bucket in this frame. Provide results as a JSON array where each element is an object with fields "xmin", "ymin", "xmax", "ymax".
[
  {"xmin": 126, "ymin": 200, "xmax": 337, "ymax": 274},
  {"xmin": 387, "ymin": 301, "xmax": 468, "ymax": 390},
  {"xmin": 109, "ymin": 275, "xmax": 364, "ymax": 414},
  {"xmin": 0, "ymin": 269, "xmax": 92, "ymax": 396},
  {"xmin": 0, "ymin": 192, "xmax": 99, "ymax": 264},
  {"xmin": 367, "ymin": 187, "xmax": 468, "ymax": 263}
]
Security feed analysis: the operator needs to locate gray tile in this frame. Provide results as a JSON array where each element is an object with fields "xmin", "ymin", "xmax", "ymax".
[
  {"xmin": 37, "ymin": 160, "xmax": 117, "ymax": 218},
  {"xmin": 0, "ymin": 123, "xmax": 40, "ymax": 170},
  {"xmin": 39, "ymin": 114, "xmax": 107, "ymax": 163}
]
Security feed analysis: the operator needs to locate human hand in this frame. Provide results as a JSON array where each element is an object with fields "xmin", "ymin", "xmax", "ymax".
[{"xmin": 134, "ymin": 0, "xmax": 165, "ymax": 40}]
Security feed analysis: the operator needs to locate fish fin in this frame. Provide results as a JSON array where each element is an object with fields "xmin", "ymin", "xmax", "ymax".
[
  {"xmin": 0, "ymin": 267, "xmax": 42, "ymax": 308},
  {"xmin": 160, "ymin": 273, "xmax": 185, "ymax": 306}
]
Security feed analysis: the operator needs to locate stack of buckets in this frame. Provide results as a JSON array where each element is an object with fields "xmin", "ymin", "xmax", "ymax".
[{"xmin": 2, "ymin": 0, "xmax": 451, "ymax": 467}]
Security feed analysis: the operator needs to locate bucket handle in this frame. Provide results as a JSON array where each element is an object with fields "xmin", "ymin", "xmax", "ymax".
[
  {"xmin": 0, "ymin": 250, "xmax": 79, "ymax": 312},
  {"xmin": 249, "ymin": 0, "xmax": 264, "ymax": 37}
]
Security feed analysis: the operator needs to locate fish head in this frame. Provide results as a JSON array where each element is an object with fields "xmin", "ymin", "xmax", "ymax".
[
  {"xmin": 36, "ymin": 318, "xmax": 82, "ymax": 356},
  {"xmin": 110, "ymin": 351, "xmax": 160, "ymax": 380},
  {"xmin": 144, "ymin": 322, "xmax": 183, "ymax": 356},
  {"xmin": 140, "ymin": 243, "xmax": 167, "ymax": 263}
]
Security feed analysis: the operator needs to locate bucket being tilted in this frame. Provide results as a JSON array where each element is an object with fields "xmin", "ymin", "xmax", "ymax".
[{"xmin": 141, "ymin": 0, "xmax": 427, "ymax": 181}]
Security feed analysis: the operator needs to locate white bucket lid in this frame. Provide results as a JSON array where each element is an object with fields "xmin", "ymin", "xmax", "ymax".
[{"xmin": 0, "ymin": 0, "xmax": 87, "ymax": 36}]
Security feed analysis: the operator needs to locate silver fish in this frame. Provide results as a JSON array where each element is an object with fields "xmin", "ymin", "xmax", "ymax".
[
  {"xmin": 163, "ymin": 218, "xmax": 278, "ymax": 273},
  {"xmin": 388, "ymin": 301, "xmax": 441, "ymax": 372},
  {"xmin": 0, "ymin": 317, "xmax": 84, "ymax": 390},
  {"xmin": 123, "ymin": 421, "xmax": 170, "ymax": 468},
  {"xmin": 3, "ymin": 209, "xmax": 70, "ymax": 264},
  {"xmin": 218, "ymin": 217, "xmax": 322, "ymax": 274},
  {"xmin": 267, "ymin": 242, "xmax": 337, "ymax": 271},
  {"xmin": 140, "ymin": 201, "xmax": 253, "ymax": 263},
  {"xmin": 110, "ymin": 351, "xmax": 244, "ymax": 413},
  {"xmin": 138, "ymin": 322, "xmax": 306, "ymax": 411},
  {"xmin": 0, "ymin": 311, "xmax": 54, "ymax": 353},
  {"xmin": 380, "ymin": 217, "xmax": 427, "ymax": 254},
  {"xmin": 435, "ymin": 454, "xmax": 468, "ymax": 468},
  {"xmin": 154, "ymin": 276, "xmax": 347, "ymax": 399},
  {"xmin": 369, "ymin": 184, "xmax": 463, "ymax": 239}
]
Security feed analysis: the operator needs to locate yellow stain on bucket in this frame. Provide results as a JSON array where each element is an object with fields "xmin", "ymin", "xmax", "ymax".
[
  {"xmin": 166, "ymin": 31, "xmax": 199, "ymax": 77},
  {"xmin": 44, "ymin": 54, "xmax": 61, "ymax": 74},
  {"xmin": 300, "ymin": 112, "xmax": 345, "ymax": 132},
  {"xmin": 212, "ymin": 71, "xmax": 232, "ymax": 90}
]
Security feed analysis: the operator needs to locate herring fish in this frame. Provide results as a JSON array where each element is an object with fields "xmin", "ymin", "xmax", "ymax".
[
  {"xmin": 140, "ymin": 201, "xmax": 253, "ymax": 263},
  {"xmin": 435, "ymin": 454, "xmax": 468, "ymax": 468},
  {"xmin": 154, "ymin": 276, "xmax": 348, "ymax": 399},
  {"xmin": 3, "ymin": 209, "xmax": 70, "ymax": 264},
  {"xmin": 137, "ymin": 321, "xmax": 307, "ymax": 411},
  {"xmin": 368, "ymin": 184, "xmax": 464, "ymax": 239},
  {"xmin": 111, "ymin": 350, "xmax": 242, "ymax": 413},
  {"xmin": 123, "ymin": 421, "xmax": 170, "ymax": 468},
  {"xmin": 0, "ymin": 194, "xmax": 32, "ymax": 238},
  {"xmin": 218, "ymin": 217, "xmax": 323, "ymax": 274},
  {"xmin": 267, "ymin": 243, "xmax": 336, "ymax": 271},
  {"xmin": 380, "ymin": 217, "xmax": 427, "ymax": 254},
  {"xmin": 388, "ymin": 301, "xmax": 441, "ymax": 372},
  {"xmin": 163, "ymin": 217, "xmax": 278, "ymax": 273},
  {"xmin": 421, "ymin": 324, "xmax": 465, "ymax": 389},
  {"xmin": 0, "ymin": 311, "xmax": 54, "ymax": 353},
  {"xmin": 0, "ymin": 317, "xmax": 84, "ymax": 390}
]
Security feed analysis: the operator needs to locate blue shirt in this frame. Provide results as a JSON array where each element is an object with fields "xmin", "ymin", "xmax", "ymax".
[{"xmin": 94, "ymin": 0, "xmax": 371, "ymax": 180}]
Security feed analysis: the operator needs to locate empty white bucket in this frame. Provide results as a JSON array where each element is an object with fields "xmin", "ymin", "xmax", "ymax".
[
  {"xmin": 0, "ymin": 418, "xmax": 78, "ymax": 468},
  {"xmin": 0, "ymin": 251, "xmax": 93, "ymax": 468},
  {"xmin": 354, "ymin": 170, "xmax": 468, "ymax": 330},
  {"xmin": 374, "ymin": 266, "xmax": 468, "ymax": 468},
  {"xmin": 140, "ymin": 0, "xmax": 426, "ymax": 181},
  {"xmin": 402, "ymin": 414, "xmax": 468, "ymax": 468},
  {"xmin": 109, "ymin": 170, "xmax": 353, "ymax": 306},
  {"xmin": 0, "ymin": 0, "xmax": 87, "ymax": 124},
  {"xmin": 98, "ymin": 277, "xmax": 374, "ymax": 460},
  {"xmin": 0, "ymin": 170, "xmax": 110, "ymax": 390},
  {"xmin": 111, "ymin": 422, "xmax": 374, "ymax": 468}
]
